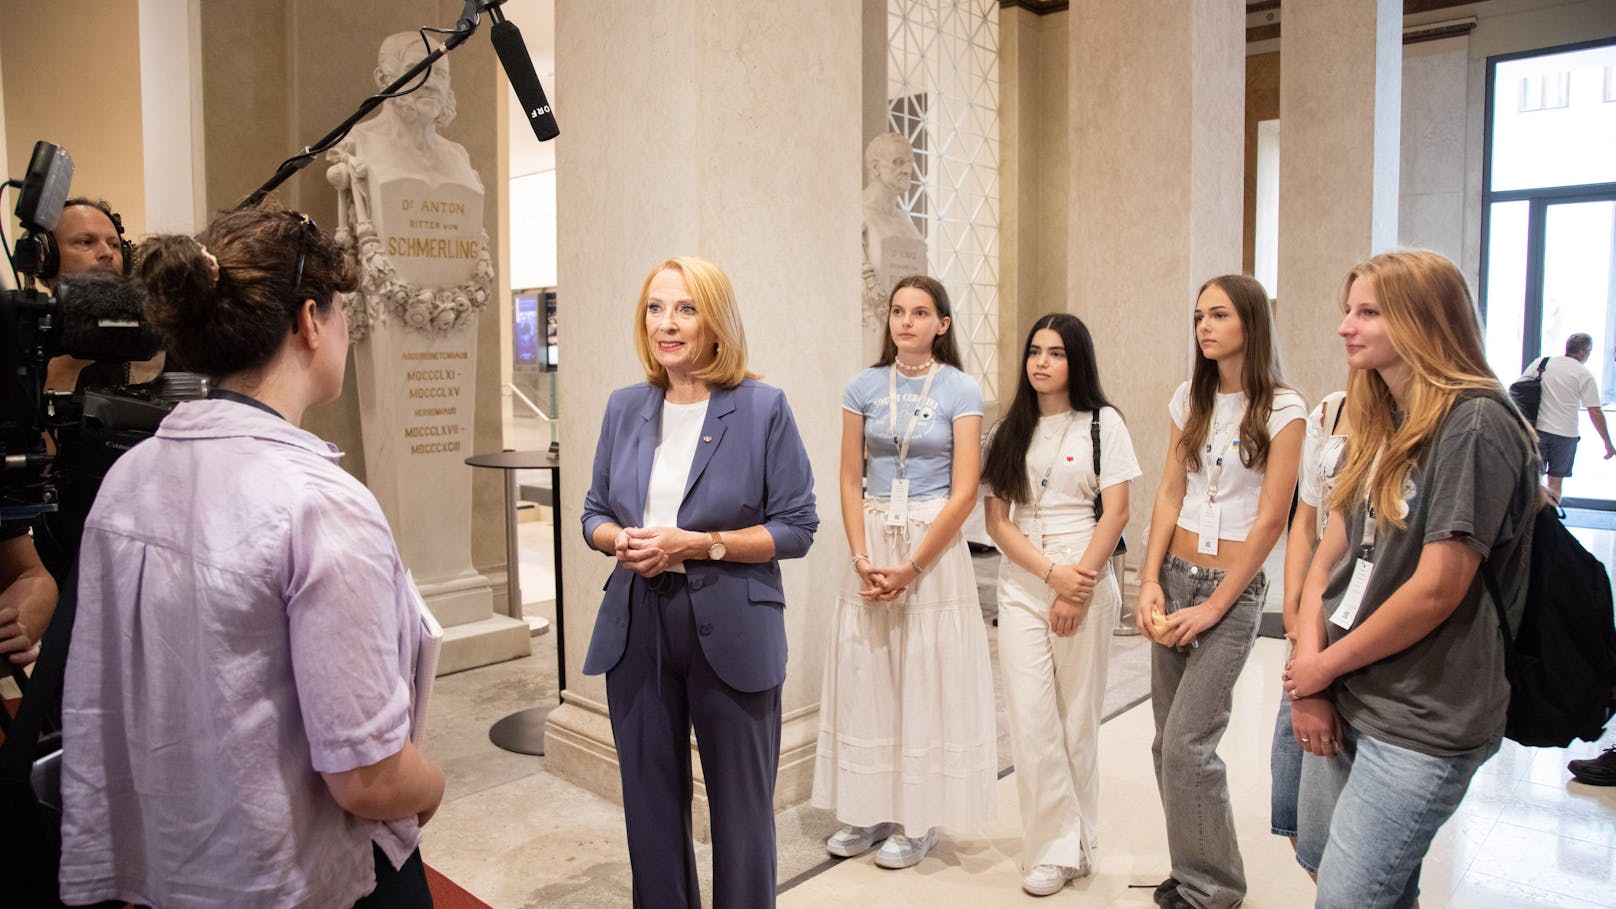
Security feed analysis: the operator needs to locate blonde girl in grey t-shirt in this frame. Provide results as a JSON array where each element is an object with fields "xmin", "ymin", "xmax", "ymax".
[{"xmin": 1282, "ymin": 250, "xmax": 1538, "ymax": 909}]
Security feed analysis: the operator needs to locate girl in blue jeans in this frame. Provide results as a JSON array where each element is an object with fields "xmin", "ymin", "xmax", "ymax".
[{"xmin": 1284, "ymin": 250, "xmax": 1539, "ymax": 909}]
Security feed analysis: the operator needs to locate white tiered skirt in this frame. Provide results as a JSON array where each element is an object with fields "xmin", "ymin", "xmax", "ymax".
[{"xmin": 810, "ymin": 496, "xmax": 998, "ymax": 833}]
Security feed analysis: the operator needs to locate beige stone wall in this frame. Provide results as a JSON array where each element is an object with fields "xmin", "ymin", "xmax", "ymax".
[
  {"xmin": 1, "ymin": 1, "xmax": 147, "ymax": 238},
  {"xmin": 549, "ymin": 0, "xmax": 863, "ymax": 813},
  {"xmin": 199, "ymin": 0, "xmax": 507, "ymax": 582}
]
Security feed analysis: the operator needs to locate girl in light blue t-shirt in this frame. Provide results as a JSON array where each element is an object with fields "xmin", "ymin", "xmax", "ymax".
[{"xmin": 810, "ymin": 276, "xmax": 996, "ymax": 870}]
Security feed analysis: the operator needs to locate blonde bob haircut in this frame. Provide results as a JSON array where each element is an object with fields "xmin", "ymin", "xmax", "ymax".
[
  {"xmin": 633, "ymin": 256, "xmax": 757, "ymax": 390},
  {"xmin": 1328, "ymin": 249, "xmax": 1506, "ymax": 531}
]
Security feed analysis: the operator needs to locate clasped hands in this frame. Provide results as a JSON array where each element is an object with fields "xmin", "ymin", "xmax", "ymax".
[
  {"xmin": 1283, "ymin": 644, "xmax": 1343, "ymax": 758},
  {"xmin": 613, "ymin": 526, "xmax": 703, "ymax": 577},
  {"xmin": 1046, "ymin": 563, "xmax": 1097, "ymax": 637},
  {"xmin": 854, "ymin": 558, "xmax": 913, "ymax": 602}
]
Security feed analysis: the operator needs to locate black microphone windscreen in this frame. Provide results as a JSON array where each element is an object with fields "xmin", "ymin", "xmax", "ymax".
[
  {"xmin": 53, "ymin": 273, "xmax": 164, "ymax": 363},
  {"xmin": 490, "ymin": 20, "xmax": 559, "ymax": 142}
]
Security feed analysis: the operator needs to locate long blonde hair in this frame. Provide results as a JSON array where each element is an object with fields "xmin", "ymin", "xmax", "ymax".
[{"xmin": 1328, "ymin": 250, "xmax": 1504, "ymax": 529}]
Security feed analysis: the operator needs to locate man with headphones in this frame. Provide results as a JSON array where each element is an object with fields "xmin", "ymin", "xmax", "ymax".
[{"xmin": 40, "ymin": 197, "xmax": 140, "ymax": 393}]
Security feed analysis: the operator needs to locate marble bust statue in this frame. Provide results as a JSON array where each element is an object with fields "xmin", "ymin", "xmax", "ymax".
[
  {"xmin": 326, "ymin": 32, "xmax": 492, "ymax": 337},
  {"xmin": 862, "ymin": 132, "xmax": 928, "ymax": 333}
]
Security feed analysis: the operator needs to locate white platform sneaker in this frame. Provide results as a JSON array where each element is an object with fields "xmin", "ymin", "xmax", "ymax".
[
  {"xmin": 826, "ymin": 823, "xmax": 896, "ymax": 858},
  {"xmin": 874, "ymin": 827, "xmax": 939, "ymax": 869}
]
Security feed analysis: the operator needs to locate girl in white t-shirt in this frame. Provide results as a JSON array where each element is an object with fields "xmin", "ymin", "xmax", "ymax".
[
  {"xmin": 981, "ymin": 313, "xmax": 1140, "ymax": 898},
  {"xmin": 1136, "ymin": 274, "xmax": 1305, "ymax": 909},
  {"xmin": 812, "ymin": 276, "xmax": 996, "ymax": 871}
]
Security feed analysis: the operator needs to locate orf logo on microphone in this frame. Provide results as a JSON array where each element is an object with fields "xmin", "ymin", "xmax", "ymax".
[{"xmin": 529, "ymin": 106, "xmax": 551, "ymax": 119}]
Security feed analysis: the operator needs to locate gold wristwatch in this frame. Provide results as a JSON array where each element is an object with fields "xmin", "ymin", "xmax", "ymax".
[{"xmin": 707, "ymin": 531, "xmax": 726, "ymax": 561}]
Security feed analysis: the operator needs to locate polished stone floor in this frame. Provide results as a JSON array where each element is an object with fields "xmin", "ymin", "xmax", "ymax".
[
  {"xmin": 419, "ymin": 512, "xmax": 1616, "ymax": 908},
  {"xmin": 435, "ymin": 405, "xmax": 1616, "ymax": 907}
]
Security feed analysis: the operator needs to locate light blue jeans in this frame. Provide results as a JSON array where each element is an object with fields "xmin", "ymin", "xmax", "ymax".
[
  {"xmin": 1297, "ymin": 721, "xmax": 1498, "ymax": 909},
  {"xmin": 1269, "ymin": 693, "xmax": 1302, "ymax": 837}
]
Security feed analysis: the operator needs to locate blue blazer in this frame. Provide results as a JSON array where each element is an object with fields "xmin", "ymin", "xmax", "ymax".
[{"xmin": 580, "ymin": 378, "xmax": 819, "ymax": 693}]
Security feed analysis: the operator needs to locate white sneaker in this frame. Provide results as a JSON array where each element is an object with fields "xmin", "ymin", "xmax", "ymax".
[
  {"xmin": 1022, "ymin": 864, "xmax": 1068, "ymax": 897},
  {"xmin": 874, "ymin": 827, "xmax": 939, "ymax": 869},
  {"xmin": 1021, "ymin": 860, "xmax": 1091, "ymax": 897},
  {"xmin": 826, "ymin": 822, "xmax": 895, "ymax": 858}
]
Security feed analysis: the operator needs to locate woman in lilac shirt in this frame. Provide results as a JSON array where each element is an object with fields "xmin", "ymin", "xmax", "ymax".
[{"xmin": 60, "ymin": 207, "xmax": 444, "ymax": 909}]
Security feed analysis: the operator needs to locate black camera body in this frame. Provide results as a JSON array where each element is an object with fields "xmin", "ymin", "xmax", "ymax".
[{"xmin": 3, "ymin": 142, "xmax": 205, "ymax": 539}]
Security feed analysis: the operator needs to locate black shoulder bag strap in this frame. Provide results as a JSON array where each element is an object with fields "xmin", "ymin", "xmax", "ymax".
[{"xmin": 1092, "ymin": 410, "xmax": 1126, "ymax": 555}]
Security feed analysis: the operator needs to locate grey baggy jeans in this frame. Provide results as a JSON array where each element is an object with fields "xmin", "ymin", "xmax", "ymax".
[{"xmin": 1150, "ymin": 553, "xmax": 1267, "ymax": 909}]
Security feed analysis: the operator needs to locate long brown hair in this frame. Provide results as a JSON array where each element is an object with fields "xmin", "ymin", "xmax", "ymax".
[
  {"xmin": 873, "ymin": 275, "xmax": 964, "ymax": 369},
  {"xmin": 1327, "ymin": 250, "xmax": 1506, "ymax": 529},
  {"xmin": 1176, "ymin": 274, "xmax": 1287, "ymax": 472}
]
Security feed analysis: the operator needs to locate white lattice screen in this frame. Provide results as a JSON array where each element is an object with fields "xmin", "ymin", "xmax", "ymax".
[{"xmin": 888, "ymin": 0, "xmax": 1001, "ymax": 402}]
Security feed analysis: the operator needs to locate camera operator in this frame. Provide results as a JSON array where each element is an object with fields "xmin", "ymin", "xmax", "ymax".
[
  {"xmin": 37, "ymin": 197, "xmax": 147, "ymax": 393},
  {"xmin": 59, "ymin": 206, "xmax": 443, "ymax": 909}
]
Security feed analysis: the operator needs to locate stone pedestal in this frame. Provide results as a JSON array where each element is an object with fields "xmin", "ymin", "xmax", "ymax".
[
  {"xmin": 1067, "ymin": 0, "xmax": 1245, "ymax": 565},
  {"xmin": 547, "ymin": 0, "xmax": 863, "ymax": 832},
  {"xmin": 1277, "ymin": 0, "xmax": 1402, "ymax": 403}
]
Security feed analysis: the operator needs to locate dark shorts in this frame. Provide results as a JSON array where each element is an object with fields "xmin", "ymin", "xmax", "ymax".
[{"xmin": 1539, "ymin": 431, "xmax": 1579, "ymax": 478}]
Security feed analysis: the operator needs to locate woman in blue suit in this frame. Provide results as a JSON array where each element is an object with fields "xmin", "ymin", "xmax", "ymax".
[{"xmin": 581, "ymin": 255, "xmax": 819, "ymax": 909}]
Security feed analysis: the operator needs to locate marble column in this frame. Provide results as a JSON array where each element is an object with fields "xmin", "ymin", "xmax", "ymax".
[
  {"xmin": 1000, "ymin": 5, "xmax": 1071, "ymax": 416},
  {"xmin": 1277, "ymin": 0, "xmax": 1402, "ymax": 403},
  {"xmin": 545, "ymin": 0, "xmax": 863, "ymax": 833},
  {"xmin": 1067, "ymin": 0, "xmax": 1245, "ymax": 583}
]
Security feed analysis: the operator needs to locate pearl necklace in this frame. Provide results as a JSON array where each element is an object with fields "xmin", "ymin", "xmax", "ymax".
[{"xmin": 895, "ymin": 356, "xmax": 935, "ymax": 373}]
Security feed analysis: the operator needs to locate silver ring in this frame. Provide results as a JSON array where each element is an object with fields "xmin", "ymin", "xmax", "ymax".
[
  {"xmin": 1300, "ymin": 737, "xmax": 1310, "ymax": 743},
  {"xmin": 1321, "ymin": 737, "xmax": 1333, "ymax": 744}
]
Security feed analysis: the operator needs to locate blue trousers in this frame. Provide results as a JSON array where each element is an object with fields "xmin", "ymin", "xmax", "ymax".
[{"xmin": 606, "ymin": 573, "xmax": 782, "ymax": 909}]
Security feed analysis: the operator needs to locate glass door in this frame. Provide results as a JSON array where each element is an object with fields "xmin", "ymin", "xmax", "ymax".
[
  {"xmin": 1542, "ymin": 200, "xmax": 1616, "ymax": 508},
  {"xmin": 1480, "ymin": 37, "xmax": 1616, "ymax": 510}
]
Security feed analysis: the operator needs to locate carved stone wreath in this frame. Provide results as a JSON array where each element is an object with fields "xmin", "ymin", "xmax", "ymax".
[{"xmin": 335, "ymin": 225, "xmax": 494, "ymax": 342}]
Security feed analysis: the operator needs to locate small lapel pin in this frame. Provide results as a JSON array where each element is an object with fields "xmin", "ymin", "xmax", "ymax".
[{"xmin": 703, "ymin": 435, "xmax": 713, "ymax": 443}]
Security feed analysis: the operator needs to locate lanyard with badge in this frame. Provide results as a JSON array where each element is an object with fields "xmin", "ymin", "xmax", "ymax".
[
  {"xmin": 1329, "ymin": 452, "xmax": 1382, "ymax": 631},
  {"xmin": 1019, "ymin": 413, "xmax": 1077, "ymax": 550},
  {"xmin": 885, "ymin": 364, "xmax": 939, "ymax": 526},
  {"xmin": 1196, "ymin": 424, "xmax": 1241, "ymax": 556}
]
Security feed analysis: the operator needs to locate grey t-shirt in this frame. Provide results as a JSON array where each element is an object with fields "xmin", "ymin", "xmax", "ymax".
[{"xmin": 1323, "ymin": 394, "xmax": 1539, "ymax": 757}]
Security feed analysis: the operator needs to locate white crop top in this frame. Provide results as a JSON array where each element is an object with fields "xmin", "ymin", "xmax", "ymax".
[{"xmin": 1170, "ymin": 382, "xmax": 1306, "ymax": 542}]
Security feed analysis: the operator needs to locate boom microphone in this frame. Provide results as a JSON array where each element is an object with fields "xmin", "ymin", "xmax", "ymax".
[
  {"xmin": 52, "ymin": 273, "xmax": 163, "ymax": 363},
  {"xmin": 489, "ymin": 19, "xmax": 559, "ymax": 142}
]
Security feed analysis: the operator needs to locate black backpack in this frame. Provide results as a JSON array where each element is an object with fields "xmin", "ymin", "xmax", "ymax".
[
  {"xmin": 1507, "ymin": 357, "xmax": 1549, "ymax": 425},
  {"xmin": 1483, "ymin": 500, "xmax": 1616, "ymax": 748}
]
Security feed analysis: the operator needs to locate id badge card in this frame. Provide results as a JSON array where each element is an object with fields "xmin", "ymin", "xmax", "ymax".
[
  {"xmin": 885, "ymin": 478, "xmax": 910, "ymax": 526},
  {"xmin": 1027, "ymin": 518, "xmax": 1044, "ymax": 550},
  {"xmin": 1196, "ymin": 502, "xmax": 1222, "ymax": 556},
  {"xmin": 1329, "ymin": 558, "xmax": 1375, "ymax": 630}
]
